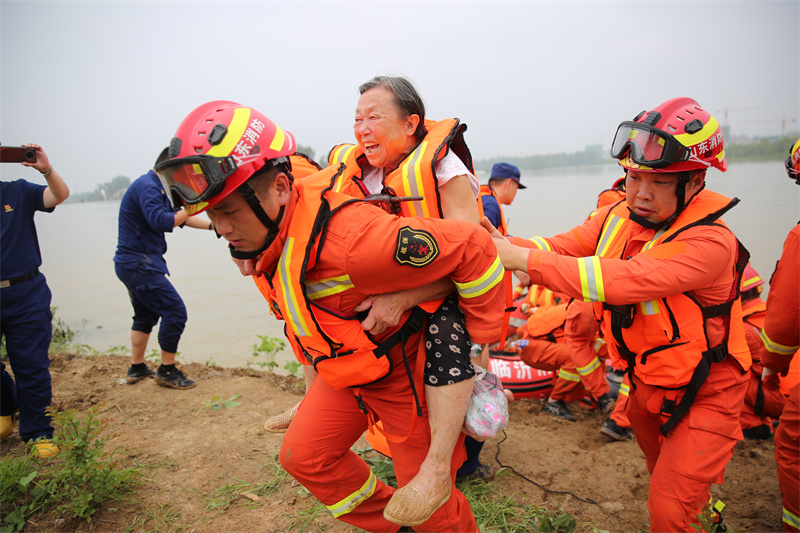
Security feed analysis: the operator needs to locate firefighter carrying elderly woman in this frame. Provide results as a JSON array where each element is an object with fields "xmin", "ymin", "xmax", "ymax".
[{"xmin": 154, "ymin": 98, "xmax": 506, "ymax": 532}]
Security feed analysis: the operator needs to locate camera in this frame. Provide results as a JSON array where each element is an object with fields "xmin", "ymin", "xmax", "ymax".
[{"xmin": 0, "ymin": 146, "xmax": 37, "ymax": 164}]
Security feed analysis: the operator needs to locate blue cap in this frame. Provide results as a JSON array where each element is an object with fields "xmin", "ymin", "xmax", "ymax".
[{"xmin": 490, "ymin": 162, "xmax": 525, "ymax": 189}]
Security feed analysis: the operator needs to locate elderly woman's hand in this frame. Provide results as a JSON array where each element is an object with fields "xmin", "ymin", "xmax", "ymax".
[{"xmin": 355, "ymin": 292, "xmax": 410, "ymax": 335}]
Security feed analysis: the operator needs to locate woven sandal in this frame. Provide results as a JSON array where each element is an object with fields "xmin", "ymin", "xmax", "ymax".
[
  {"xmin": 383, "ymin": 483, "xmax": 452, "ymax": 527},
  {"xmin": 264, "ymin": 404, "xmax": 299, "ymax": 433}
]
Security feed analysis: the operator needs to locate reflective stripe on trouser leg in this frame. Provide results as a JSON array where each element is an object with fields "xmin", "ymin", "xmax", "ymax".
[
  {"xmin": 326, "ymin": 471, "xmax": 377, "ymax": 518},
  {"xmin": 279, "ymin": 377, "xmax": 395, "ymax": 532}
]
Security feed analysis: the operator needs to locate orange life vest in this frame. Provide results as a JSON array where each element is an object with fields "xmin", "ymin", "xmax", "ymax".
[
  {"xmin": 591, "ymin": 191, "xmax": 751, "ymax": 435},
  {"xmin": 477, "ymin": 185, "xmax": 508, "ymax": 236},
  {"xmin": 742, "ymin": 298, "xmax": 766, "ymax": 330},
  {"xmin": 477, "ymin": 184, "xmax": 515, "ymax": 348},
  {"xmin": 327, "ymin": 118, "xmax": 474, "ymax": 219},
  {"xmin": 524, "ymin": 303, "xmax": 569, "ymax": 343},
  {"xmin": 591, "ymin": 191, "xmax": 751, "ymax": 388},
  {"xmin": 253, "ymin": 166, "xmax": 399, "ymax": 390}
]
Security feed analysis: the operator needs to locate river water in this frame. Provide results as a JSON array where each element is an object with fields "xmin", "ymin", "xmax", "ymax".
[{"xmin": 34, "ymin": 161, "xmax": 799, "ymax": 370}]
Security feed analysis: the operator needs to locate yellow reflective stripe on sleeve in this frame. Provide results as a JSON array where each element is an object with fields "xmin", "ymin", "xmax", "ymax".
[
  {"xmin": 783, "ymin": 507, "xmax": 800, "ymax": 530},
  {"xmin": 596, "ymin": 215, "xmax": 624, "ymax": 256},
  {"xmin": 326, "ymin": 471, "xmax": 377, "ymax": 518},
  {"xmin": 578, "ymin": 256, "xmax": 606, "ymax": 302},
  {"xmin": 639, "ymin": 300, "xmax": 660, "ymax": 315},
  {"xmin": 593, "ymin": 338, "xmax": 606, "ymax": 354},
  {"xmin": 454, "ymin": 255, "xmax": 504, "ymax": 299},
  {"xmin": 402, "ymin": 142, "xmax": 428, "ymax": 218},
  {"xmin": 577, "ymin": 356, "xmax": 601, "ymax": 376},
  {"xmin": 278, "ymin": 238, "xmax": 311, "ymax": 337},
  {"xmin": 305, "ymin": 275, "xmax": 355, "ymax": 300},
  {"xmin": 528, "ymin": 236, "xmax": 552, "ymax": 251},
  {"xmin": 619, "ymin": 382, "xmax": 630, "ymax": 397},
  {"xmin": 557, "ymin": 368, "xmax": 581, "ymax": 382},
  {"xmin": 206, "ymin": 107, "xmax": 250, "ymax": 158},
  {"xmin": 760, "ymin": 330, "xmax": 800, "ymax": 356}
]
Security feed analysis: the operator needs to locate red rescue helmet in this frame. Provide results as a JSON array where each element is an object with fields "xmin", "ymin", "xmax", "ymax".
[
  {"xmin": 611, "ymin": 97, "xmax": 727, "ymax": 174},
  {"xmin": 740, "ymin": 263, "xmax": 765, "ymax": 292},
  {"xmin": 156, "ymin": 100, "xmax": 296, "ymax": 215},
  {"xmin": 786, "ymin": 137, "xmax": 800, "ymax": 184}
]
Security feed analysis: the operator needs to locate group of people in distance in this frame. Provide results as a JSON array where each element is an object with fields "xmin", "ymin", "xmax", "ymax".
[{"xmin": 1, "ymin": 75, "xmax": 797, "ymax": 532}]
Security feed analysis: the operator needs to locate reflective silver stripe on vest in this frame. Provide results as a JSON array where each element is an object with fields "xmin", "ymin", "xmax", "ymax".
[
  {"xmin": 639, "ymin": 299, "xmax": 661, "ymax": 316},
  {"xmin": 305, "ymin": 275, "xmax": 355, "ymax": 300},
  {"xmin": 401, "ymin": 142, "xmax": 427, "ymax": 218},
  {"xmin": 278, "ymin": 237, "xmax": 312, "ymax": 337},
  {"xmin": 596, "ymin": 215, "xmax": 625, "ymax": 256}
]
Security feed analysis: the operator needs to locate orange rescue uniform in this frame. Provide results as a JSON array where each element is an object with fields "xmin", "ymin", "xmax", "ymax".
[
  {"xmin": 258, "ymin": 170, "xmax": 504, "ymax": 532},
  {"xmin": 510, "ymin": 189, "xmax": 751, "ymax": 532},
  {"xmin": 760, "ymin": 224, "xmax": 800, "ymax": 532},
  {"xmin": 740, "ymin": 297, "xmax": 786, "ymax": 433}
]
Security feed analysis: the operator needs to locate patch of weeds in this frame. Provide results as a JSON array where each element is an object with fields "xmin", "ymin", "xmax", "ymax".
[
  {"xmin": 0, "ymin": 450, "xmax": 42, "ymax": 532},
  {"xmin": 284, "ymin": 360, "xmax": 302, "ymax": 376},
  {"xmin": 355, "ymin": 447, "xmax": 397, "ymax": 488},
  {"xmin": 50, "ymin": 306, "xmax": 75, "ymax": 349},
  {"xmin": 247, "ymin": 335, "xmax": 286, "ymax": 372},
  {"xmin": 195, "ymin": 395, "xmax": 242, "ymax": 417},
  {"xmin": 457, "ymin": 470, "xmax": 607, "ymax": 533},
  {"xmin": 125, "ymin": 503, "xmax": 185, "ymax": 533},
  {"xmin": 0, "ymin": 404, "xmax": 142, "ymax": 532},
  {"xmin": 286, "ymin": 499, "xmax": 327, "ymax": 532},
  {"xmin": 205, "ymin": 356, "xmax": 219, "ymax": 367},
  {"xmin": 106, "ymin": 345, "xmax": 130, "ymax": 356},
  {"xmin": 44, "ymin": 404, "xmax": 142, "ymax": 520},
  {"xmin": 205, "ymin": 454, "xmax": 289, "ymax": 514}
]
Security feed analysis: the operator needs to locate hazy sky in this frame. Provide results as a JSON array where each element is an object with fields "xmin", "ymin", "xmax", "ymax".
[{"xmin": 2, "ymin": 1, "xmax": 798, "ymax": 193}]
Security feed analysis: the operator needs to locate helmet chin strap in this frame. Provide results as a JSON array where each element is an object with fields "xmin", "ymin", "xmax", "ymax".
[
  {"xmin": 228, "ymin": 182, "xmax": 284, "ymax": 260},
  {"xmin": 627, "ymin": 171, "xmax": 700, "ymax": 231}
]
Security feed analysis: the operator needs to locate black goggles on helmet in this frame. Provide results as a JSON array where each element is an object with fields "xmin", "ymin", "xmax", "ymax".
[
  {"xmin": 785, "ymin": 155, "xmax": 800, "ymax": 184},
  {"xmin": 610, "ymin": 122, "xmax": 692, "ymax": 169},
  {"xmin": 155, "ymin": 155, "xmax": 238, "ymax": 208}
]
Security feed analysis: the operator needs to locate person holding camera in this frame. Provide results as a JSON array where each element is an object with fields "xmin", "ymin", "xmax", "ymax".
[{"xmin": 0, "ymin": 143, "xmax": 69, "ymax": 458}]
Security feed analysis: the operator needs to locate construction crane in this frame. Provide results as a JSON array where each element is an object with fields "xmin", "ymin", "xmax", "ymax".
[{"xmin": 740, "ymin": 117, "xmax": 797, "ymax": 136}]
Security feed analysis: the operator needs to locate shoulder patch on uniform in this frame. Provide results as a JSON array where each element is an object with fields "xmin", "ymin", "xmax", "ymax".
[{"xmin": 395, "ymin": 226, "xmax": 439, "ymax": 268}]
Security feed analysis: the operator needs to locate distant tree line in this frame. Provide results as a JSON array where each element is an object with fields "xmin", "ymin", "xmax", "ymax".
[
  {"xmin": 66, "ymin": 136, "xmax": 797, "ymax": 204},
  {"xmin": 474, "ymin": 144, "xmax": 606, "ymax": 172},
  {"xmin": 473, "ymin": 135, "xmax": 797, "ymax": 172},
  {"xmin": 725, "ymin": 135, "xmax": 797, "ymax": 162},
  {"xmin": 68, "ymin": 175, "xmax": 130, "ymax": 203}
]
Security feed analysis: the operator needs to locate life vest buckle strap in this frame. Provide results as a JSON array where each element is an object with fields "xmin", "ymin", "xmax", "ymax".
[
  {"xmin": 354, "ymin": 393, "xmax": 368, "ymax": 415},
  {"xmin": 660, "ymin": 398, "xmax": 676, "ymax": 416},
  {"xmin": 703, "ymin": 344, "xmax": 728, "ymax": 364}
]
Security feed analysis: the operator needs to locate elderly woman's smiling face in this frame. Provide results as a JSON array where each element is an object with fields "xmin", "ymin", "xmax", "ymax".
[{"xmin": 354, "ymin": 86, "xmax": 420, "ymax": 171}]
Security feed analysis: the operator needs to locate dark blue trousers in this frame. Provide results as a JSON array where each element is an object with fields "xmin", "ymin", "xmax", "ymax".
[
  {"xmin": 114, "ymin": 264, "xmax": 187, "ymax": 353},
  {"xmin": 1, "ymin": 274, "xmax": 54, "ymax": 440}
]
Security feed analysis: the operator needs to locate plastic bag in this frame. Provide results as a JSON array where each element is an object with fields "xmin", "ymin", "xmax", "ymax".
[{"xmin": 463, "ymin": 365, "xmax": 509, "ymax": 440}]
